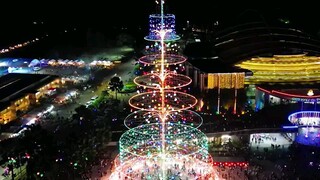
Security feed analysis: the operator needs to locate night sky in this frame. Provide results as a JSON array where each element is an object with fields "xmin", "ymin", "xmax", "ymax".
[
  {"xmin": 2, "ymin": 1, "xmax": 318, "ymax": 27},
  {"xmin": 1, "ymin": 1, "xmax": 319, "ymax": 46}
]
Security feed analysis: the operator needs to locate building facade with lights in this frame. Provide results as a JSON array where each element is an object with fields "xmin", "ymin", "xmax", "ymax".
[
  {"xmin": 236, "ymin": 54, "xmax": 320, "ymax": 109},
  {"xmin": 184, "ymin": 22, "xmax": 320, "ymax": 111},
  {"xmin": 0, "ymin": 73, "xmax": 60, "ymax": 124}
]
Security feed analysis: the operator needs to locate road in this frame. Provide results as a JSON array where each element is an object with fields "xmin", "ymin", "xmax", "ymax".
[
  {"xmin": 0, "ymin": 51, "xmax": 136, "ymax": 140},
  {"xmin": 39, "ymin": 57, "xmax": 136, "ymax": 130},
  {"xmin": 0, "ymin": 54, "xmax": 137, "ymax": 179}
]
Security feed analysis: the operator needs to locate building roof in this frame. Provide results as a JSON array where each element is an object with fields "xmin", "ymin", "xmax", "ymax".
[
  {"xmin": 188, "ymin": 58, "xmax": 250, "ymax": 74},
  {"xmin": 184, "ymin": 22, "xmax": 320, "ymax": 67},
  {"xmin": 184, "ymin": 42, "xmax": 217, "ymax": 59},
  {"xmin": 257, "ymin": 84, "xmax": 320, "ymax": 99},
  {"xmin": 213, "ymin": 23, "xmax": 320, "ymax": 64},
  {"xmin": 0, "ymin": 73, "xmax": 58, "ymax": 111}
]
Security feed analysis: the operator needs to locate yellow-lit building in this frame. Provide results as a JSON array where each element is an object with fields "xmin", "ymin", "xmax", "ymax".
[
  {"xmin": 236, "ymin": 54, "xmax": 320, "ymax": 84},
  {"xmin": 185, "ymin": 60, "xmax": 248, "ymax": 92},
  {"xmin": 0, "ymin": 73, "xmax": 60, "ymax": 124},
  {"xmin": 206, "ymin": 73, "xmax": 245, "ymax": 89},
  {"xmin": 233, "ymin": 54, "xmax": 320, "ymax": 110},
  {"xmin": 185, "ymin": 59, "xmax": 249, "ymax": 113},
  {"xmin": 184, "ymin": 23, "xmax": 320, "ymax": 111}
]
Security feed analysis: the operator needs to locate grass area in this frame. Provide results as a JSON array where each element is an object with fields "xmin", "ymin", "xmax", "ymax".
[
  {"xmin": 91, "ymin": 94, "xmax": 109, "ymax": 107},
  {"xmin": 121, "ymin": 81, "xmax": 137, "ymax": 93}
]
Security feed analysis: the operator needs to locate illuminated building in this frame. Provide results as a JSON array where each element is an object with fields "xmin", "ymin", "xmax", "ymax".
[
  {"xmin": 184, "ymin": 22, "xmax": 320, "ymax": 111},
  {"xmin": 183, "ymin": 58, "xmax": 248, "ymax": 113},
  {"xmin": 109, "ymin": 1, "xmax": 219, "ymax": 179},
  {"xmin": 184, "ymin": 59, "xmax": 247, "ymax": 91},
  {"xmin": 288, "ymin": 111, "xmax": 320, "ymax": 147},
  {"xmin": 239, "ymin": 54, "xmax": 320, "ymax": 109},
  {"xmin": 236, "ymin": 54, "xmax": 320, "ymax": 84},
  {"xmin": 206, "ymin": 73, "xmax": 245, "ymax": 89},
  {"xmin": 234, "ymin": 53, "xmax": 320, "ymax": 110},
  {"xmin": 256, "ymin": 85, "xmax": 320, "ymax": 104},
  {"xmin": 0, "ymin": 73, "xmax": 60, "ymax": 124}
]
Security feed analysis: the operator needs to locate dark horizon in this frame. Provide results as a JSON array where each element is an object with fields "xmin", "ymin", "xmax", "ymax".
[{"xmin": 1, "ymin": 1, "xmax": 320, "ymax": 47}]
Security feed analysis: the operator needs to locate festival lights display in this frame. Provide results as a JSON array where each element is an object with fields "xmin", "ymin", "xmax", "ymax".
[
  {"xmin": 206, "ymin": 73, "xmax": 245, "ymax": 114},
  {"xmin": 257, "ymin": 87, "xmax": 320, "ymax": 100},
  {"xmin": 295, "ymin": 127, "xmax": 320, "ymax": 147},
  {"xmin": 207, "ymin": 73, "xmax": 245, "ymax": 89},
  {"xmin": 236, "ymin": 54, "xmax": 320, "ymax": 83},
  {"xmin": 109, "ymin": 1, "xmax": 218, "ymax": 179},
  {"xmin": 288, "ymin": 111, "xmax": 320, "ymax": 126},
  {"xmin": 144, "ymin": 14, "xmax": 180, "ymax": 42},
  {"xmin": 288, "ymin": 111, "xmax": 320, "ymax": 147},
  {"xmin": 0, "ymin": 38, "xmax": 41, "ymax": 54}
]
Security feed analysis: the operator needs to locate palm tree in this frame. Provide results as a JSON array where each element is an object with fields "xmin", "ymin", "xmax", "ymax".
[
  {"xmin": 75, "ymin": 105, "xmax": 94, "ymax": 121},
  {"xmin": 108, "ymin": 76, "xmax": 124, "ymax": 100}
]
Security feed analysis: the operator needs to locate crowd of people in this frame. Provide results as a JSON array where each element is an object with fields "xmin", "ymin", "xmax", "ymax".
[{"xmin": 108, "ymin": 157, "xmax": 218, "ymax": 180}]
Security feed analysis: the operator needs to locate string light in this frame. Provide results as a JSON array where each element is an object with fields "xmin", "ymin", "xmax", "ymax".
[
  {"xmin": 207, "ymin": 73, "xmax": 245, "ymax": 89},
  {"xmin": 236, "ymin": 54, "xmax": 320, "ymax": 83},
  {"xmin": 144, "ymin": 14, "xmax": 180, "ymax": 42},
  {"xmin": 1, "ymin": 37, "xmax": 42, "ymax": 54},
  {"xmin": 109, "ymin": 1, "xmax": 218, "ymax": 179}
]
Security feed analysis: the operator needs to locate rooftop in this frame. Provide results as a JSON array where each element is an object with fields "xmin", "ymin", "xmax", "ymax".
[
  {"xmin": 184, "ymin": 22, "xmax": 320, "ymax": 67},
  {"xmin": 0, "ymin": 73, "xmax": 58, "ymax": 110},
  {"xmin": 257, "ymin": 84, "xmax": 320, "ymax": 99},
  {"xmin": 188, "ymin": 58, "xmax": 250, "ymax": 74}
]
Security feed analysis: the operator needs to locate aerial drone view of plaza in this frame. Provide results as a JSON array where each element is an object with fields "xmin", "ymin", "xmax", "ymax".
[{"xmin": 1, "ymin": 1, "xmax": 320, "ymax": 180}]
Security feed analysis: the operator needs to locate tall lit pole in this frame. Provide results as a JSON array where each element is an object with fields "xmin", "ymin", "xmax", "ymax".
[
  {"xmin": 217, "ymin": 74, "xmax": 220, "ymax": 114},
  {"xmin": 159, "ymin": 29, "xmax": 166, "ymax": 179},
  {"xmin": 233, "ymin": 73, "xmax": 238, "ymax": 114},
  {"xmin": 160, "ymin": 1, "xmax": 166, "ymax": 179}
]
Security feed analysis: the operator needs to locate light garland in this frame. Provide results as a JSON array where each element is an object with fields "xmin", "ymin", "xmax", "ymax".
[
  {"xmin": 134, "ymin": 72, "xmax": 192, "ymax": 89},
  {"xmin": 123, "ymin": 110, "xmax": 204, "ymax": 129},
  {"xmin": 118, "ymin": 123, "xmax": 210, "ymax": 162},
  {"xmin": 129, "ymin": 90, "xmax": 198, "ymax": 112},
  {"xmin": 109, "ymin": 3, "xmax": 218, "ymax": 178},
  {"xmin": 288, "ymin": 111, "xmax": 320, "ymax": 126},
  {"xmin": 144, "ymin": 14, "xmax": 180, "ymax": 42},
  {"xmin": 288, "ymin": 111, "xmax": 320, "ymax": 147},
  {"xmin": 0, "ymin": 38, "xmax": 41, "ymax": 54},
  {"xmin": 207, "ymin": 73, "xmax": 245, "ymax": 89}
]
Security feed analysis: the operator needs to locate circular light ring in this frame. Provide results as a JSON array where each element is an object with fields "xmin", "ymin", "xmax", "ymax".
[
  {"xmin": 139, "ymin": 54, "xmax": 187, "ymax": 65},
  {"xmin": 124, "ymin": 110, "xmax": 203, "ymax": 129},
  {"xmin": 288, "ymin": 111, "xmax": 320, "ymax": 126},
  {"xmin": 144, "ymin": 35, "xmax": 181, "ymax": 42},
  {"xmin": 134, "ymin": 73, "xmax": 192, "ymax": 89},
  {"xmin": 129, "ymin": 90, "xmax": 197, "ymax": 112},
  {"xmin": 120, "ymin": 142, "xmax": 210, "ymax": 163},
  {"xmin": 118, "ymin": 123, "xmax": 210, "ymax": 160},
  {"xmin": 118, "ymin": 150, "xmax": 214, "ymax": 168},
  {"xmin": 121, "ymin": 122, "xmax": 207, "ymax": 137}
]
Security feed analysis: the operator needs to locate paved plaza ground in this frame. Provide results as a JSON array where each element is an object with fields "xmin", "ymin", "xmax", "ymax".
[{"xmin": 249, "ymin": 133, "xmax": 293, "ymax": 151}]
